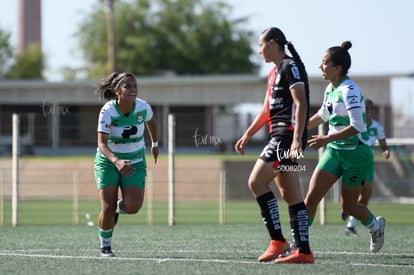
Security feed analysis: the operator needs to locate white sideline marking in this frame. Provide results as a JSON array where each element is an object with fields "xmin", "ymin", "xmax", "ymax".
[
  {"xmin": 0, "ymin": 252, "xmax": 257, "ymax": 265},
  {"xmin": 0, "ymin": 250, "xmax": 413, "ymax": 268}
]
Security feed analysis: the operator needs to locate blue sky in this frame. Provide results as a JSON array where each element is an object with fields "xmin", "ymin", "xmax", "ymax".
[{"xmin": 1, "ymin": 0, "xmax": 414, "ymax": 115}]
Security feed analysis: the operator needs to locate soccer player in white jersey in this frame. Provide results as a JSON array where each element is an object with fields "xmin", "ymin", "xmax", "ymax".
[
  {"xmin": 305, "ymin": 42, "xmax": 385, "ymax": 253},
  {"xmin": 343, "ymin": 99, "xmax": 390, "ymax": 236},
  {"xmin": 94, "ymin": 72, "xmax": 159, "ymax": 257}
]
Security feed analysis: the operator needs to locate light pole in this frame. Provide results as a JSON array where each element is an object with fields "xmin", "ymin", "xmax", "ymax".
[{"xmin": 101, "ymin": 0, "xmax": 116, "ymax": 73}]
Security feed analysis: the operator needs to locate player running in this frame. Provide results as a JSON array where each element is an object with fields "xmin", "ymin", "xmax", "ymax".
[
  {"xmin": 305, "ymin": 41, "xmax": 385, "ymax": 253},
  {"xmin": 94, "ymin": 72, "xmax": 159, "ymax": 257}
]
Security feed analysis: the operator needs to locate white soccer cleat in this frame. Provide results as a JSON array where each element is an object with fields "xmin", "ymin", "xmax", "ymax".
[{"xmin": 370, "ymin": 216, "xmax": 385, "ymax": 253}]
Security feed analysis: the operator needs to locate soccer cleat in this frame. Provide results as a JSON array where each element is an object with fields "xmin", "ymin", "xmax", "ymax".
[
  {"xmin": 275, "ymin": 249, "xmax": 314, "ymax": 264},
  {"xmin": 258, "ymin": 239, "xmax": 289, "ymax": 262},
  {"xmin": 344, "ymin": 227, "xmax": 358, "ymax": 237},
  {"xmin": 341, "ymin": 212, "xmax": 349, "ymax": 221},
  {"xmin": 279, "ymin": 238, "xmax": 297, "ymax": 257},
  {"xmin": 370, "ymin": 216, "xmax": 385, "ymax": 253},
  {"xmin": 101, "ymin": 246, "xmax": 115, "ymax": 257}
]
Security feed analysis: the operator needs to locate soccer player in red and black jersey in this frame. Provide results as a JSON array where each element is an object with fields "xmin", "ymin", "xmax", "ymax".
[{"xmin": 235, "ymin": 27, "xmax": 313, "ymax": 264}]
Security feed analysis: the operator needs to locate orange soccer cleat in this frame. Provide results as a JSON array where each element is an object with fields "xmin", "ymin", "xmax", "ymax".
[
  {"xmin": 258, "ymin": 239, "xmax": 289, "ymax": 262},
  {"xmin": 275, "ymin": 249, "xmax": 314, "ymax": 264}
]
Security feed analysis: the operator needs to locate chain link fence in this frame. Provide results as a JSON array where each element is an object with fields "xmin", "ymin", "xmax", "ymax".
[{"xmin": 0, "ymin": 111, "xmax": 413, "ymax": 225}]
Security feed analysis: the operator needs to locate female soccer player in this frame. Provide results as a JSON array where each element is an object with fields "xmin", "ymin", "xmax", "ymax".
[
  {"xmin": 235, "ymin": 27, "xmax": 313, "ymax": 264},
  {"xmin": 305, "ymin": 42, "xmax": 385, "ymax": 253},
  {"xmin": 343, "ymin": 99, "xmax": 390, "ymax": 236},
  {"xmin": 94, "ymin": 72, "xmax": 159, "ymax": 257}
]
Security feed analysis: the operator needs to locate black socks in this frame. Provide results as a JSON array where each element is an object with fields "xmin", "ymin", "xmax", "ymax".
[
  {"xmin": 256, "ymin": 192, "xmax": 285, "ymax": 241},
  {"xmin": 289, "ymin": 202, "xmax": 311, "ymax": 254}
]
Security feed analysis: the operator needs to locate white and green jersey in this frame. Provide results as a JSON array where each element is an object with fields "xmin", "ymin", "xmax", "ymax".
[
  {"xmin": 317, "ymin": 77, "xmax": 369, "ymax": 150},
  {"xmin": 366, "ymin": 119, "xmax": 386, "ymax": 147},
  {"xmin": 97, "ymin": 99, "xmax": 153, "ymax": 163}
]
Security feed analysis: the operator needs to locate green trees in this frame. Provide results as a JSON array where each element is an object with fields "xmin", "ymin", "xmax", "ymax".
[
  {"xmin": 0, "ymin": 28, "xmax": 44, "ymax": 80},
  {"xmin": 76, "ymin": 0, "xmax": 258, "ymax": 78},
  {"xmin": 0, "ymin": 0, "xmax": 258, "ymax": 80},
  {"xmin": 5, "ymin": 43, "xmax": 45, "ymax": 79},
  {"xmin": 0, "ymin": 29, "xmax": 14, "ymax": 78}
]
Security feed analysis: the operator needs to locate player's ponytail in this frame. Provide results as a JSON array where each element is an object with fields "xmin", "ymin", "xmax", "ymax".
[
  {"xmin": 286, "ymin": 41, "xmax": 310, "ymax": 99},
  {"xmin": 94, "ymin": 72, "xmax": 119, "ymax": 101}
]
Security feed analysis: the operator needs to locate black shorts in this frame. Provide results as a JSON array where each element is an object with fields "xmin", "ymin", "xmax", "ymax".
[{"xmin": 259, "ymin": 135, "xmax": 298, "ymax": 171}]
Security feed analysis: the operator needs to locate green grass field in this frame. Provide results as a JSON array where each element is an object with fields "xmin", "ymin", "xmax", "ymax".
[
  {"xmin": 1, "ymin": 200, "xmax": 413, "ymax": 274},
  {"xmin": 2, "ymin": 200, "xmax": 414, "ymax": 225},
  {"xmin": 1, "ymin": 154, "xmax": 413, "ymax": 273},
  {"xmin": 0, "ymin": 223, "xmax": 413, "ymax": 274}
]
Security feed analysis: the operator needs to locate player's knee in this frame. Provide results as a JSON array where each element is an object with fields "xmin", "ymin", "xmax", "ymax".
[
  {"xmin": 247, "ymin": 180, "xmax": 266, "ymax": 196},
  {"xmin": 123, "ymin": 201, "xmax": 143, "ymax": 214},
  {"xmin": 247, "ymin": 177, "xmax": 258, "ymax": 191}
]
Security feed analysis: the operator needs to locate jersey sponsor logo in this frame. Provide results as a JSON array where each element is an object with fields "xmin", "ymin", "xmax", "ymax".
[
  {"xmin": 272, "ymin": 86, "xmax": 284, "ymax": 92},
  {"xmin": 325, "ymin": 101, "xmax": 333, "ymax": 114},
  {"xmin": 99, "ymin": 120, "xmax": 111, "ymax": 130},
  {"xmin": 121, "ymin": 126, "xmax": 138, "ymax": 138},
  {"xmin": 269, "ymin": 97, "xmax": 284, "ymax": 110},
  {"xmin": 275, "ymin": 73, "xmax": 281, "ymax": 85},
  {"xmin": 347, "ymin": 94, "xmax": 359, "ymax": 105},
  {"xmin": 290, "ymin": 64, "xmax": 300, "ymax": 80}
]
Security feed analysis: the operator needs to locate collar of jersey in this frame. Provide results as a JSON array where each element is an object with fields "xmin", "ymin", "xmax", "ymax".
[{"xmin": 113, "ymin": 99, "xmax": 136, "ymax": 117}]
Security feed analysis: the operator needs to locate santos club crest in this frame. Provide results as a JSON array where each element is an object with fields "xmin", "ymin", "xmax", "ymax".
[{"xmin": 137, "ymin": 112, "xmax": 144, "ymax": 124}]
